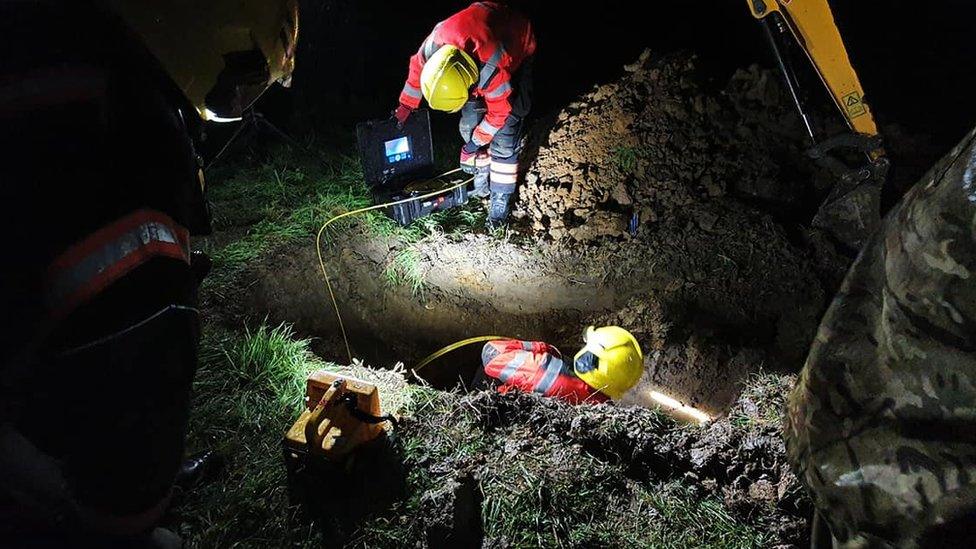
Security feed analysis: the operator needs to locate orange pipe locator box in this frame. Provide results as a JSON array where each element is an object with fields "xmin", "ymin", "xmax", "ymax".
[
  {"xmin": 283, "ymin": 370, "xmax": 392, "ymax": 464},
  {"xmin": 356, "ymin": 109, "xmax": 469, "ymax": 226}
]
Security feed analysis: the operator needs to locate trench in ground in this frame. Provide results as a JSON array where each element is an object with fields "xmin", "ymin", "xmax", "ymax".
[{"xmin": 243, "ymin": 230, "xmax": 799, "ymax": 419}]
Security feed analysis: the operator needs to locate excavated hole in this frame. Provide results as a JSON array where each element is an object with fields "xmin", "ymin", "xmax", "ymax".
[{"xmin": 244, "ymin": 231, "xmax": 809, "ymax": 418}]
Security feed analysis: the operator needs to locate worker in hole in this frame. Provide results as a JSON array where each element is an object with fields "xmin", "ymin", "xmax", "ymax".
[
  {"xmin": 480, "ymin": 326, "xmax": 644, "ymax": 404},
  {"xmin": 393, "ymin": 1, "xmax": 536, "ymax": 230},
  {"xmin": 0, "ymin": 1, "xmax": 297, "ymax": 545}
]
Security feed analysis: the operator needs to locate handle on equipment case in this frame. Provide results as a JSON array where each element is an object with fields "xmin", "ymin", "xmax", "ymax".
[{"xmin": 303, "ymin": 379, "xmax": 347, "ymax": 454}]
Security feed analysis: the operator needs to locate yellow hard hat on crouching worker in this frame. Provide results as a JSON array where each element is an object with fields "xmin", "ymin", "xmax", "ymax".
[
  {"xmin": 104, "ymin": 0, "xmax": 299, "ymax": 121},
  {"xmin": 573, "ymin": 326, "xmax": 644, "ymax": 400},
  {"xmin": 421, "ymin": 45, "xmax": 478, "ymax": 112}
]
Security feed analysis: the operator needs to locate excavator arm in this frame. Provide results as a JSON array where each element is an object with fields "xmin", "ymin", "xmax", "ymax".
[
  {"xmin": 748, "ymin": 0, "xmax": 880, "ymax": 142},
  {"xmin": 746, "ymin": 0, "xmax": 889, "ymax": 249}
]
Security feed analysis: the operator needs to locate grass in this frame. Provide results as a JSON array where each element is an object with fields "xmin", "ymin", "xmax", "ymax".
[
  {"xmin": 201, "ymin": 141, "xmax": 486, "ymax": 294},
  {"xmin": 728, "ymin": 371, "xmax": 792, "ymax": 430},
  {"xmin": 383, "ymin": 247, "xmax": 426, "ymax": 296},
  {"xmin": 613, "ymin": 145, "xmax": 640, "ymax": 173},
  {"xmin": 173, "ymin": 320, "xmax": 415, "ymax": 547},
  {"xmin": 204, "ymin": 146, "xmax": 379, "ymax": 268},
  {"xmin": 173, "ymin": 321, "xmax": 327, "ymax": 546}
]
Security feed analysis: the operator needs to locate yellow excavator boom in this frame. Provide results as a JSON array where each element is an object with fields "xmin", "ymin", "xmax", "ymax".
[
  {"xmin": 748, "ymin": 0, "xmax": 878, "ymax": 138},
  {"xmin": 747, "ymin": 0, "xmax": 885, "ymax": 162},
  {"xmin": 746, "ymin": 0, "xmax": 889, "ymax": 250}
]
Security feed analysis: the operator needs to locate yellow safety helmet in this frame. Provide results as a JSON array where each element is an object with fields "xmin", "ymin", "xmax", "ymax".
[
  {"xmin": 573, "ymin": 326, "xmax": 644, "ymax": 400},
  {"xmin": 421, "ymin": 45, "xmax": 478, "ymax": 113},
  {"xmin": 105, "ymin": 0, "xmax": 299, "ymax": 122}
]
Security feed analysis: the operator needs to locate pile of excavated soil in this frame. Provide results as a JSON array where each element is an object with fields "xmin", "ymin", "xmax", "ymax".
[{"xmin": 517, "ymin": 50, "xmax": 813, "ymax": 241}]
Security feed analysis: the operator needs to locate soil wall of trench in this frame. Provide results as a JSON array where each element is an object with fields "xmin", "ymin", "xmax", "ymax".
[
  {"xmin": 247, "ymin": 221, "xmax": 822, "ymax": 417},
  {"xmin": 243, "ymin": 51, "xmax": 841, "ymax": 416}
]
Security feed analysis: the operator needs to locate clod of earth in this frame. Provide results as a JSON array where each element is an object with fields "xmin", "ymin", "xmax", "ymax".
[{"xmin": 336, "ymin": 367, "xmax": 809, "ymax": 547}]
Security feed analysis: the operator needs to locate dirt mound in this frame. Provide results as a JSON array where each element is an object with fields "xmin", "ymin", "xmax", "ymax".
[{"xmin": 518, "ymin": 50, "xmax": 810, "ymax": 240}]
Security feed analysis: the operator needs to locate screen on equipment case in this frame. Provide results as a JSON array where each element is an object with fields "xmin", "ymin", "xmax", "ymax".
[
  {"xmin": 384, "ymin": 136, "xmax": 412, "ymax": 164},
  {"xmin": 355, "ymin": 110, "xmax": 467, "ymax": 227},
  {"xmin": 356, "ymin": 109, "xmax": 433, "ymax": 188}
]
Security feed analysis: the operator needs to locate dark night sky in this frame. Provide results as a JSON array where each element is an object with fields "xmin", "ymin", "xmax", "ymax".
[{"xmin": 270, "ymin": 0, "xmax": 976, "ymax": 153}]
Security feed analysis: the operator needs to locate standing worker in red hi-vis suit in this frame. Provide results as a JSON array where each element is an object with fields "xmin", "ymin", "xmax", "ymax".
[
  {"xmin": 481, "ymin": 326, "xmax": 644, "ymax": 404},
  {"xmin": 393, "ymin": 1, "xmax": 536, "ymax": 230}
]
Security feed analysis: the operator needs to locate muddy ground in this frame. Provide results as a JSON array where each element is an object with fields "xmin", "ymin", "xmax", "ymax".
[
  {"xmin": 285, "ymin": 364, "xmax": 808, "ymax": 547},
  {"xmin": 238, "ymin": 51, "xmax": 840, "ymax": 416}
]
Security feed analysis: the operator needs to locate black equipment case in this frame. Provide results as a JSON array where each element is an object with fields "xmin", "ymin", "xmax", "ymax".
[{"xmin": 355, "ymin": 110, "xmax": 468, "ymax": 226}]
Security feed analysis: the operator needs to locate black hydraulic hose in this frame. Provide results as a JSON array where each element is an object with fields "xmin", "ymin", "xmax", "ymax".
[
  {"xmin": 762, "ymin": 13, "xmax": 817, "ymax": 142},
  {"xmin": 339, "ymin": 393, "xmax": 399, "ymax": 427}
]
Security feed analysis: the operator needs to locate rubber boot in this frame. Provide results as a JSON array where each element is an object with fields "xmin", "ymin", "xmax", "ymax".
[{"xmin": 486, "ymin": 192, "xmax": 512, "ymax": 231}]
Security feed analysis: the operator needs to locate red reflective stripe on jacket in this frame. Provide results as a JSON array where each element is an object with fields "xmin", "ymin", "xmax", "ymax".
[
  {"xmin": 45, "ymin": 209, "xmax": 190, "ymax": 319},
  {"xmin": 400, "ymin": 2, "xmax": 536, "ymax": 137},
  {"xmin": 483, "ymin": 340, "xmax": 609, "ymax": 405}
]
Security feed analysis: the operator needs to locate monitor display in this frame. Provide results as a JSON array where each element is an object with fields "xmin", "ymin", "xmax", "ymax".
[{"xmin": 384, "ymin": 136, "xmax": 413, "ymax": 164}]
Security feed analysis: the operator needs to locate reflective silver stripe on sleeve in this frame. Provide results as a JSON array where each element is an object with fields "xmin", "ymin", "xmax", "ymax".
[
  {"xmin": 484, "ymin": 81, "xmax": 511, "ymax": 100},
  {"xmin": 421, "ymin": 30, "xmax": 442, "ymax": 62},
  {"xmin": 478, "ymin": 46, "xmax": 505, "ymax": 89},
  {"xmin": 498, "ymin": 352, "xmax": 529, "ymax": 383},
  {"xmin": 401, "ymin": 83, "xmax": 422, "ymax": 99},
  {"xmin": 475, "ymin": 118, "xmax": 502, "ymax": 138},
  {"xmin": 534, "ymin": 355, "xmax": 565, "ymax": 395},
  {"xmin": 521, "ymin": 340, "xmax": 533, "ymax": 351},
  {"xmin": 47, "ymin": 221, "xmax": 186, "ymax": 306}
]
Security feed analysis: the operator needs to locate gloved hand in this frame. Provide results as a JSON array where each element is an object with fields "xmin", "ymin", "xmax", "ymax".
[
  {"xmin": 460, "ymin": 141, "xmax": 481, "ymax": 174},
  {"xmin": 393, "ymin": 104, "xmax": 413, "ymax": 129}
]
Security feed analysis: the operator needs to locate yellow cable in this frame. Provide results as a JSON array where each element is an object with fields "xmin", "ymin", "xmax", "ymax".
[
  {"xmin": 412, "ymin": 335, "xmax": 509, "ymax": 374},
  {"xmin": 315, "ymin": 168, "xmax": 472, "ymax": 364}
]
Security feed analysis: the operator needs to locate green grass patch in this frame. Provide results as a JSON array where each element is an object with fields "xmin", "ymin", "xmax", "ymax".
[
  {"xmin": 613, "ymin": 145, "xmax": 640, "ymax": 173},
  {"xmin": 202, "ymin": 141, "xmax": 484, "ymax": 293},
  {"xmin": 383, "ymin": 247, "xmax": 425, "ymax": 296},
  {"xmin": 205, "ymin": 146, "xmax": 377, "ymax": 268},
  {"xmin": 728, "ymin": 371, "xmax": 792, "ymax": 430},
  {"xmin": 175, "ymin": 321, "xmax": 327, "ymax": 546},
  {"xmin": 175, "ymin": 320, "xmax": 415, "ymax": 547}
]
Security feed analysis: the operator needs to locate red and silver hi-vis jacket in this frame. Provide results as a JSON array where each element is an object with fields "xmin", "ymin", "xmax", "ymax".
[
  {"xmin": 399, "ymin": 2, "xmax": 536, "ymax": 147},
  {"xmin": 482, "ymin": 340, "xmax": 610, "ymax": 404}
]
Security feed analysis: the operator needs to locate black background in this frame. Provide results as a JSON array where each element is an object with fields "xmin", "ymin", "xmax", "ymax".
[{"xmin": 263, "ymin": 0, "xmax": 975, "ymax": 155}]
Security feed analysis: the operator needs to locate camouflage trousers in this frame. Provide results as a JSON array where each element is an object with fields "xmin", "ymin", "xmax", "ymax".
[{"xmin": 786, "ymin": 127, "xmax": 976, "ymax": 547}]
